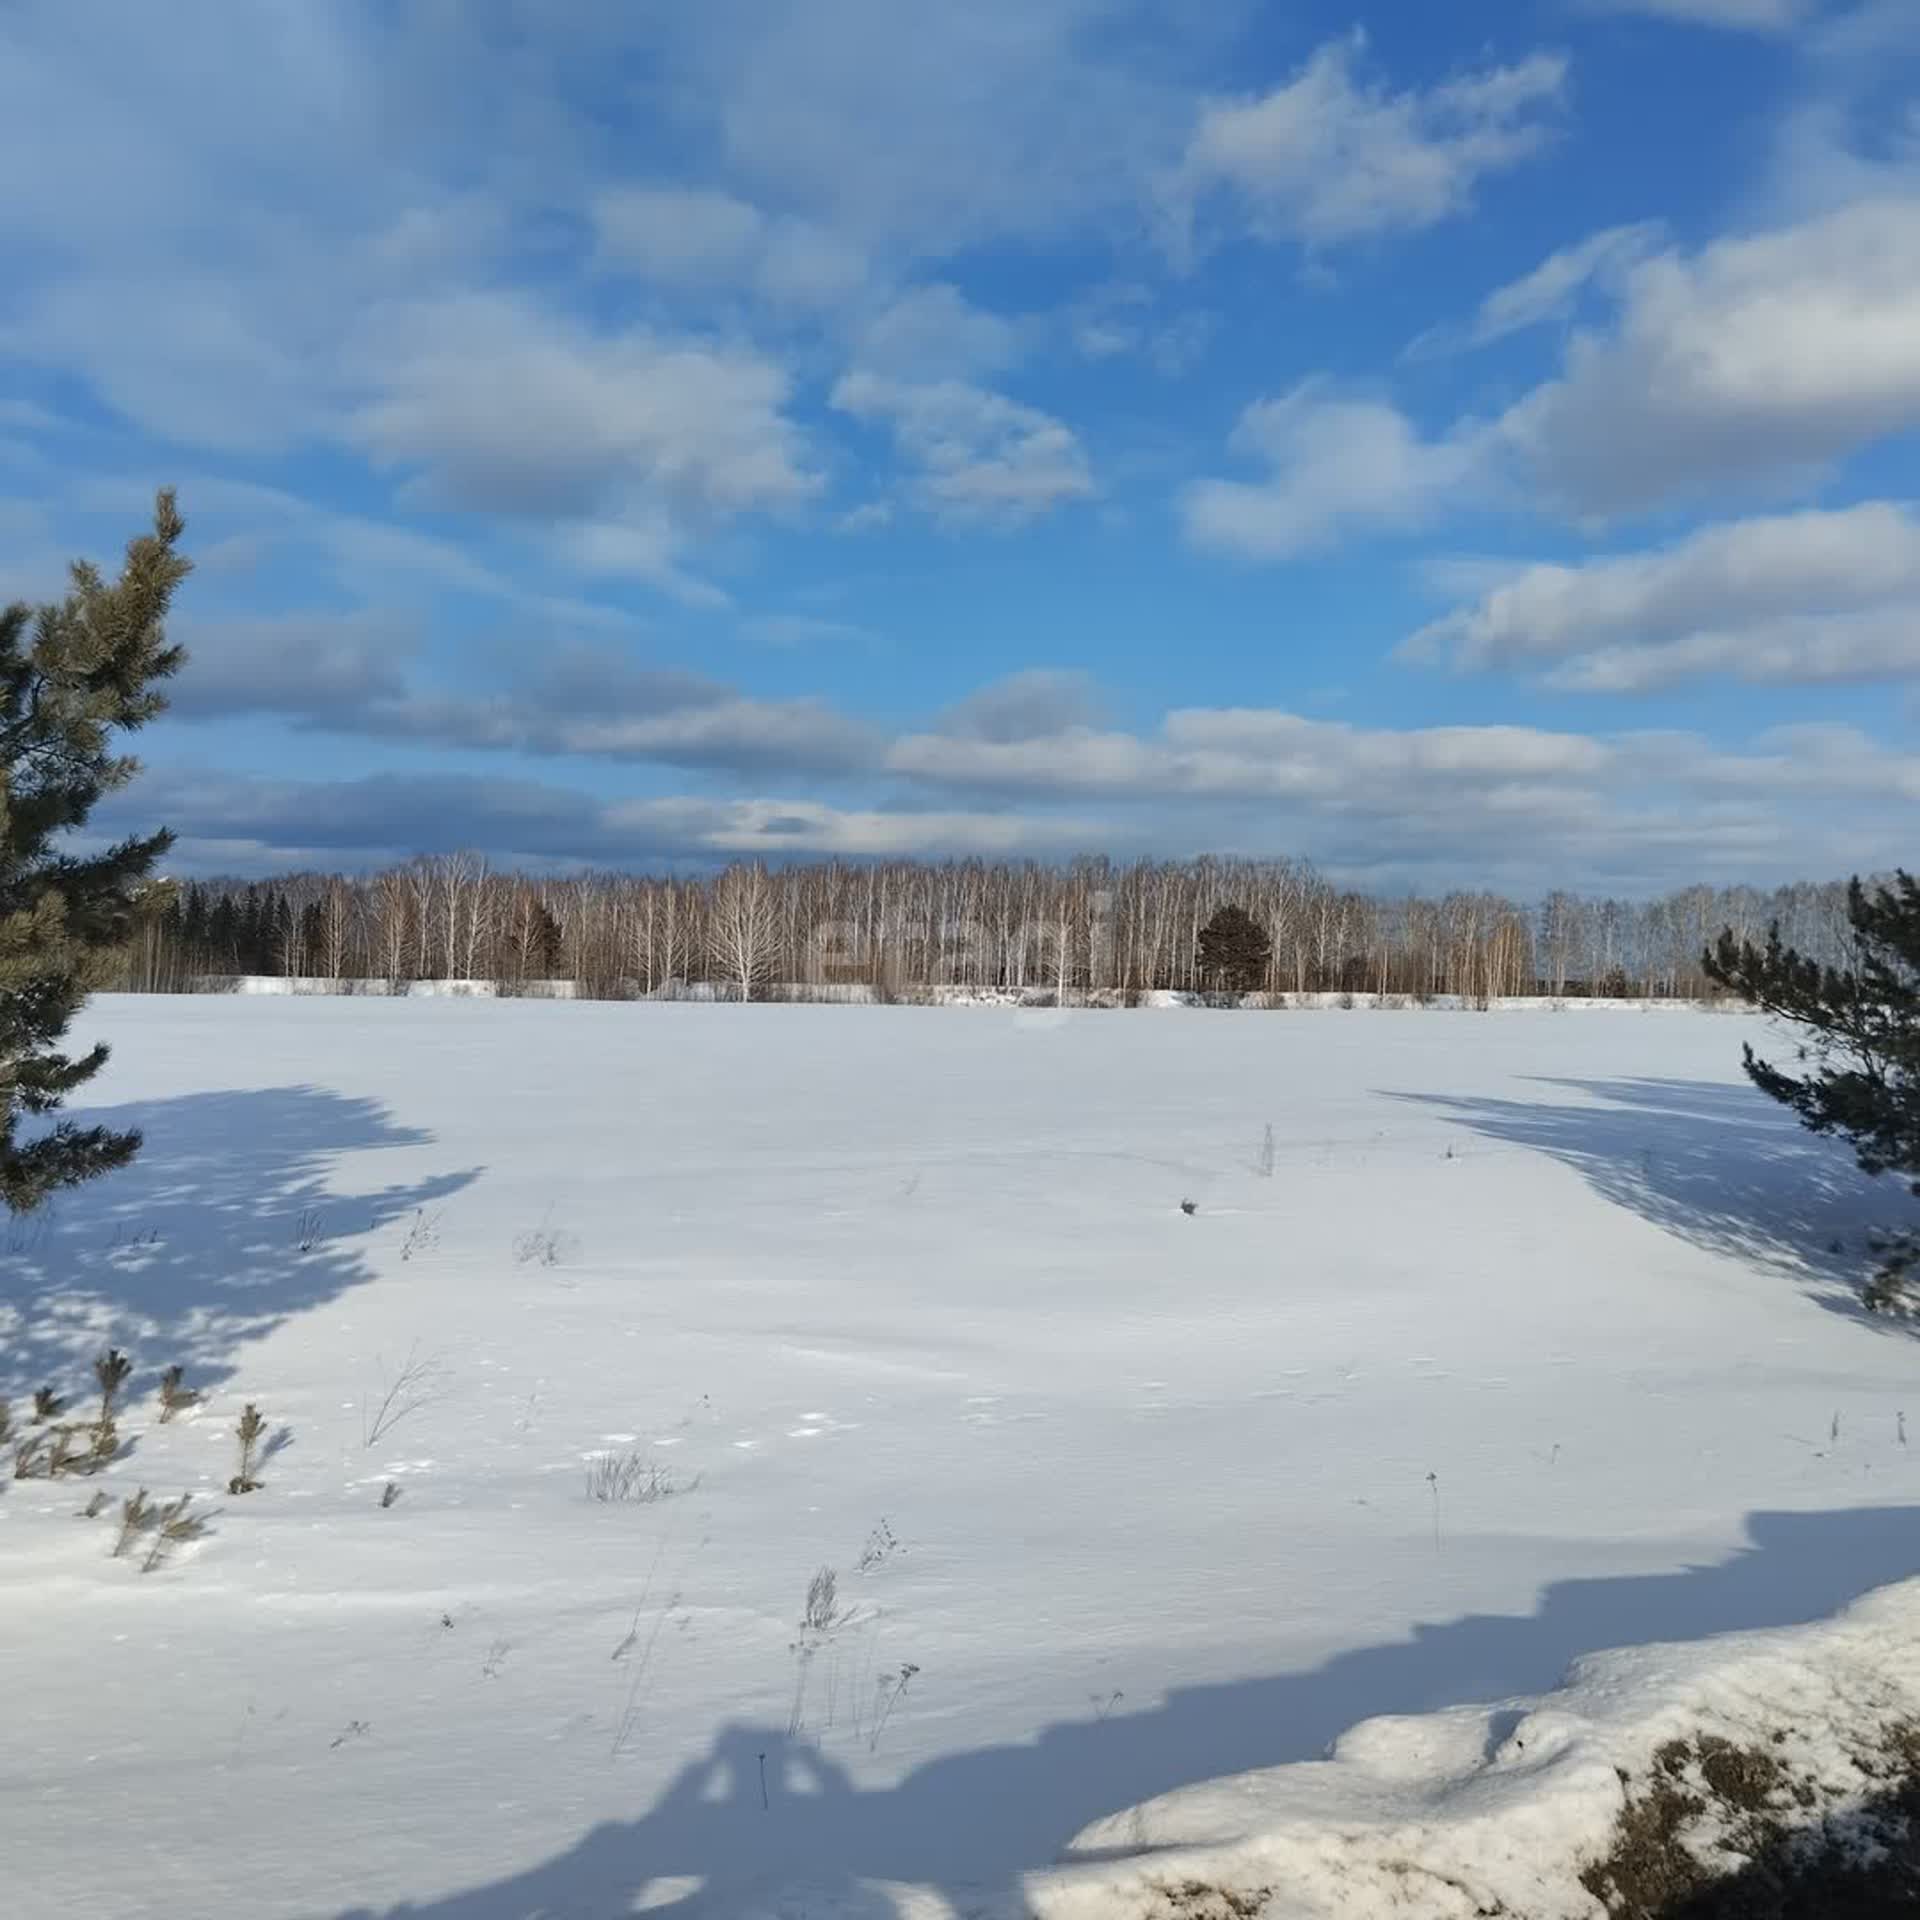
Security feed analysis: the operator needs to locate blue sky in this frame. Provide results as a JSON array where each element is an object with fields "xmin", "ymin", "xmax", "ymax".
[{"xmin": 3, "ymin": 0, "xmax": 1918, "ymax": 894}]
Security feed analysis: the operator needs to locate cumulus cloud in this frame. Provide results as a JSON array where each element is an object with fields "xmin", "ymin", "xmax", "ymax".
[
  {"xmin": 1505, "ymin": 197, "xmax": 1920, "ymax": 514},
  {"xmin": 1551, "ymin": 608, "xmax": 1920, "ymax": 692},
  {"xmin": 348, "ymin": 293, "xmax": 817, "ymax": 521},
  {"xmin": 851, "ymin": 284, "xmax": 1023, "ymax": 380},
  {"xmin": 592, "ymin": 184, "xmax": 870, "ymax": 309},
  {"xmin": 592, "ymin": 186, "xmax": 769, "ymax": 288},
  {"xmin": 935, "ymin": 669, "xmax": 1107, "ymax": 742},
  {"xmin": 0, "ymin": 10, "xmax": 825, "ymax": 605},
  {"xmin": 1182, "ymin": 382, "xmax": 1496, "ymax": 558},
  {"xmin": 1409, "ymin": 502, "xmax": 1920, "ymax": 690},
  {"xmin": 1169, "ymin": 32, "xmax": 1566, "ymax": 255},
  {"xmin": 633, "ymin": 0, "xmax": 1201, "ymax": 259},
  {"xmin": 832, "ymin": 372, "xmax": 1095, "ymax": 525}
]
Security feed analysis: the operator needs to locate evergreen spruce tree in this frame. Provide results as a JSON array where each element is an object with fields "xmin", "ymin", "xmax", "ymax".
[
  {"xmin": 1196, "ymin": 903, "xmax": 1273, "ymax": 996},
  {"xmin": 1, "ymin": 492, "xmax": 191, "ymax": 1213},
  {"xmin": 207, "ymin": 890, "xmax": 239, "ymax": 972},
  {"xmin": 1704, "ymin": 872, "xmax": 1920, "ymax": 1307}
]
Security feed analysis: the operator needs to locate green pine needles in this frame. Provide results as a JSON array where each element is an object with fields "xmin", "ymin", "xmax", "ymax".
[
  {"xmin": 1706, "ymin": 871, "xmax": 1920, "ymax": 1308},
  {"xmin": 1, "ymin": 491, "xmax": 190, "ymax": 1212}
]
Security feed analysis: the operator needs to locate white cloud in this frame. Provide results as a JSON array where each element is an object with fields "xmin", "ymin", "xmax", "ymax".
[
  {"xmin": 1505, "ymin": 197, "xmax": 1920, "ymax": 514},
  {"xmin": 1409, "ymin": 502, "xmax": 1920, "ymax": 690},
  {"xmin": 117, "ymin": 691, "xmax": 1920, "ymax": 891},
  {"xmin": 836, "ymin": 501, "xmax": 896, "ymax": 534},
  {"xmin": 592, "ymin": 185, "xmax": 870, "ymax": 309},
  {"xmin": 755, "ymin": 222, "xmax": 875, "ymax": 309},
  {"xmin": 167, "ymin": 627, "xmax": 880, "ymax": 778},
  {"xmin": 888, "ymin": 708, "xmax": 1612, "ymax": 801},
  {"xmin": 551, "ymin": 697, "xmax": 875, "ymax": 774},
  {"xmin": 936, "ymin": 669, "xmax": 1107, "ymax": 742},
  {"xmin": 591, "ymin": 185, "xmax": 771, "ymax": 287},
  {"xmin": 852, "ymin": 284, "xmax": 1022, "ymax": 379},
  {"xmin": 832, "ymin": 372, "xmax": 1095, "ymax": 525},
  {"xmin": 1161, "ymin": 709, "xmax": 1614, "ymax": 781},
  {"xmin": 68, "ymin": 472, "xmax": 632, "ymax": 630},
  {"xmin": 114, "ymin": 766, "xmax": 1107, "ymax": 871},
  {"xmin": 606, "ymin": 796, "xmax": 1099, "ymax": 859},
  {"xmin": 1680, "ymin": 723, "xmax": 1920, "ymax": 804},
  {"xmin": 875, "ymin": 703, "xmax": 1920, "ymax": 886},
  {"xmin": 743, "ymin": 613, "xmax": 885, "ymax": 649},
  {"xmin": 1170, "ymin": 32, "xmax": 1566, "ymax": 254},
  {"xmin": 1182, "ymin": 382, "xmax": 1495, "ymax": 559},
  {"xmin": 170, "ymin": 613, "xmax": 417, "ymax": 721},
  {"xmin": 1581, "ymin": 0, "xmax": 1809, "ymax": 29},
  {"xmin": 1467, "ymin": 222, "xmax": 1665, "ymax": 344},
  {"xmin": 1552, "ymin": 607, "xmax": 1920, "ymax": 691},
  {"xmin": 550, "ymin": 517, "xmax": 732, "ymax": 609},
  {"xmin": 643, "ymin": 0, "xmax": 1204, "ymax": 259},
  {"xmin": 348, "ymin": 292, "xmax": 818, "ymax": 525},
  {"xmin": 1069, "ymin": 282, "xmax": 1215, "ymax": 375}
]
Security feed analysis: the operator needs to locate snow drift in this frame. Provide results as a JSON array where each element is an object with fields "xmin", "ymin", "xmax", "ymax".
[{"xmin": 1030, "ymin": 1575, "xmax": 1920, "ymax": 1920}]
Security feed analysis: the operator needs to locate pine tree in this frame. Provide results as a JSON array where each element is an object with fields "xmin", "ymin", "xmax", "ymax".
[
  {"xmin": 1, "ymin": 492, "xmax": 191, "ymax": 1213},
  {"xmin": 1704, "ymin": 872, "xmax": 1920, "ymax": 1306},
  {"xmin": 1196, "ymin": 904, "xmax": 1273, "ymax": 996}
]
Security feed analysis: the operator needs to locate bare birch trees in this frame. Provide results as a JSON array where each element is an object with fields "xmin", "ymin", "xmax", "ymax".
[{"xmin": 139, "ymin": 857, "xmax": 1869, "ymax": 1004}]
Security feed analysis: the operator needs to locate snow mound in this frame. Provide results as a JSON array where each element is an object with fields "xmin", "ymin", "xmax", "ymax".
[{"xmin": 1031, "ymin": 1576, "xmax": 1920, "ymax": 1920}]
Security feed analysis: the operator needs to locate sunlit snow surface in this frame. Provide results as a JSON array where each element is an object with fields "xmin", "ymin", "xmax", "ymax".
[{"xmin": 4, "ymin": 996, "xmax": 1917, "ymax": 1918}]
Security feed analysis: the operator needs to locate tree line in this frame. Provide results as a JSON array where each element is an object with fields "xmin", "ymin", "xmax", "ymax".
[{"xmin": 112, "ymin": 856, "xmax": 1870, "ymax": 1004}]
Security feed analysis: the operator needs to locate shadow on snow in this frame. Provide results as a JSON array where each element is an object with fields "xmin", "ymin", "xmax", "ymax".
[
  {"xmin": 0, "ymin": 1085, "xmax": 479, "ymax": 1399},
  {"xmin": 338, "ymin": 1504, "xmax": 1920, "ymax": 1919},
  {"xmin": 1388, "ymin": 1075, "xmax": 1914, "ymax": 1328}
]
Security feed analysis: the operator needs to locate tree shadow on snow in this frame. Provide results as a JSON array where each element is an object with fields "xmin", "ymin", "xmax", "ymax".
[
  {"xmin": 1389, "ymin": 1075, "xmax": 1916, "ymax": 1330},
  {"xmin": 0, "ymin": 1086, "xmax": 479, "ymax": 1399},
  {"xmin": 336, "ymin": 1503, "xmax": 1920, "ymax": 1920}
]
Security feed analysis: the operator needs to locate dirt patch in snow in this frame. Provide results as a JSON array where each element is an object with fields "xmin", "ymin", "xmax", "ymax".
[{"xmin": 1582, "ymin": 1726, "xmax": 1920, "ymax": 1917}]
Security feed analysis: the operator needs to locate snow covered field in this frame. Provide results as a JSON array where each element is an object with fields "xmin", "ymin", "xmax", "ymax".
[{"xmin": 5, "ymin": 995, "xmax": 1920, "ymax": 1919}]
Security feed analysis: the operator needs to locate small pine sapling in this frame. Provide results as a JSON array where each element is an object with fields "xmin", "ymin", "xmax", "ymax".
[
  {"xmin": 47, "ymin": 1426, "xmax": 85, "ymax": 1477},
  {"xmin": 141, "ymin": 1493, "xmax": 209, "ymax": 1573},
  {"xmin": 379, "ymin": 1480, "xmax": 401, "ymax": 1509},
  {"xmin": 93, "ymin": 1347, "xmax": 132, "ymax": 1428},
  {"xmin": 12, "ymin": 1431, "xmax": 48, "ymax": 1478},
  {"xmin": 230, "ymin": 1403, "xmax": 266, "ymax": 1494},
  {"xmin": 80, "ymin": 1489, "xmax": 109, "ymax": 1519},
  {"xmin": 31, "ymin": 1386, "xmax": 64, "ymax": 1424},
  {"xmin": 156, "ymin": 1364, "xmax": 198, "ymax": 1423},
  {"xmin": 113, "ymin": 1487, "xmax": 155, "ymax": 1558}
]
